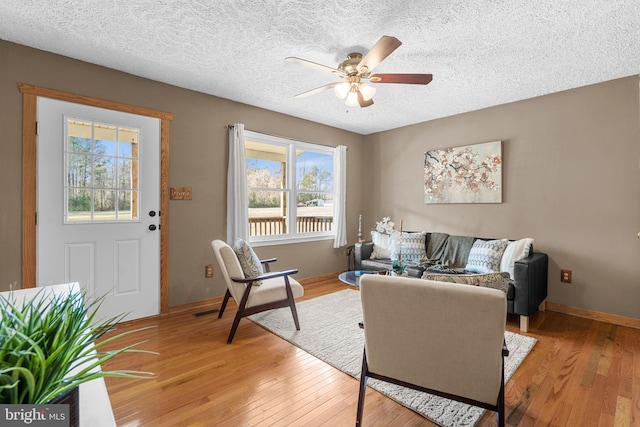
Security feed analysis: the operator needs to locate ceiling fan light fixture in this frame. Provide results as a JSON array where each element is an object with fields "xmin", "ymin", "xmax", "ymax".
[
  {"xmin": 345, "ymin": 90, "xmax": 359, "ymax": 107},
  {"xmin": 333, "ymin": 82, "xmax": 350, "ymax": 99},
  {"xmin": 288, "ymin": 36, "xmax": 432, "ymax": 108},
  {"xmin": 359, "ymin": 83, "xmax": 376, "ymax": 101}
]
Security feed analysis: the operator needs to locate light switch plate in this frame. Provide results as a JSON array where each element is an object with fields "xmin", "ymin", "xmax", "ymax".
[{"xmin": 170, "ymin": 187, "xmax": 192, "ymax": 200}]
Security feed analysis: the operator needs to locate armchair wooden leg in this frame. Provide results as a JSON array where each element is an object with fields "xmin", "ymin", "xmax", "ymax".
[
  {"xmin": 284, "ymin": 277, "xmax": 300, "ymax": 330},
  {"xmin": 218, "ymin": 290, "xmax": 231, "ymax": 318},
  {"xmin": 227, "ymin": 311, "xmax": 243, "ymax": 344},
  {"xmin": 498, "ymin": 360, "xmax": 506, "ymax": 427},
  {"xmin": 227, "ymin": 285, "xmax": 253, "ymax": 344},
  {"xmin": 290, "ymin": 301, "xmax": 300, "ymax": 330},
  {"xmin": 356, "ymin": 350, "xmax": 369, "ymax": 426}
]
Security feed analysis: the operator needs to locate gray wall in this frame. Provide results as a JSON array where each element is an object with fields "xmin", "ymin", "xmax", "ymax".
[
  {"xmin": 0, "ymin": 40, "xmax": 366, "ymax": 305},
  {"xmin": 363, "ymin": 76, "xmax": 640, "ymax": 319},
  {"xmin": 2, "ymin": 40, "xmax": 639, "ymax": 319}
]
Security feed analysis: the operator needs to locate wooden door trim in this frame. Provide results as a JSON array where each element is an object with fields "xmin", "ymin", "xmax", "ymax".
[{"xmin": 18, "ymin": 83, "xmax": 174, "ymax": 315}]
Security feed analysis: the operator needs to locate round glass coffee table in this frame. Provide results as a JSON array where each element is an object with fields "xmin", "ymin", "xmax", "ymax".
[{"xmin": 338, "ymin": 270, "xmax": 380, "ymax": 287}]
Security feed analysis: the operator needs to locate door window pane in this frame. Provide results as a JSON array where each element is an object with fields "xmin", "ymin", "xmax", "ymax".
[
  {"xmin": 94, "ymin": 189, "xmax": 116, "ymax": 220},
  {"xmin": 67, "ymin": 189, "xmax": 91, "ymax": 222},
  {"xmin": 117, "ymin": 159, "xmax": 134, "ymax": 189},
  {"xmin": 65, "ymin": 118, "xmax": 140, "ymax": 222},
  {"xmin": 94, "ymin": 156, "xmax": 116, "ymax": 189},
  {"xmin": 67, "ymin": 153, "xmax": 92, "ymax": 188}
]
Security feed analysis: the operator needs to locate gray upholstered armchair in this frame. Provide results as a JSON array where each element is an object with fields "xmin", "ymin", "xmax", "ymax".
[{"xmin": 357, "ymin": 274, "xmax": 509, "ymax": 426}]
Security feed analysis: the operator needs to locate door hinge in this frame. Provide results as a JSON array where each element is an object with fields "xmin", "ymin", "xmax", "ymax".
[
  {"xmin": 35, "ymin": 212, "xmax": 37, "ymax": 225},
  {"xmin": 35, "ymin": 121, "xmax": 38, "ymax": 135}
]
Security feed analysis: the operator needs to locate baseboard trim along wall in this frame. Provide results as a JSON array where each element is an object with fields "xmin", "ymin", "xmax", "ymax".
[{"xmin": 546, "ymin": 302, "xmax": 640, "ymax": 330}]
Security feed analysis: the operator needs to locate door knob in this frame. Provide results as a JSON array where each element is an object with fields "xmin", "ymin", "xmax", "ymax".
[
  {"xmin": 149, "ymin": 224, "xmax": 157, "ymax": 231},
  {"xmin": 149, "ymin": 211, "xmax": 156, "ymax": 217}
]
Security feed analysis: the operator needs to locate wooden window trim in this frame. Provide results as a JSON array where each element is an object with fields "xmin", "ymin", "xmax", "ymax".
[{"xmin": 18, "ymin": 83, "xmax": 174, "ymax": 315}]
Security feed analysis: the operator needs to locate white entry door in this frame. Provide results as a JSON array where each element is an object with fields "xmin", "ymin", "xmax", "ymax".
[{"xmin": 37, "ymin": 97, "xmax": 161, "ymax": 321}]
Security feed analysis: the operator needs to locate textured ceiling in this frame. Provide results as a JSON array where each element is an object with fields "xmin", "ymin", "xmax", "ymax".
[{"xmin": 1, "ymin": 0, "xmax": 638, "ymax": 135}]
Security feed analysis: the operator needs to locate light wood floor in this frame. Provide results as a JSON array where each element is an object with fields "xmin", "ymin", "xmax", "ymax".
[{"xmin": 100, "ymin": 276, "xmax": 640, "ymax": 426}]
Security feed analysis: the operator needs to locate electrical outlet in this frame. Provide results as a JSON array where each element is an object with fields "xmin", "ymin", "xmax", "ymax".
[
  {"xmin": 561, "ymin": 269, "xmax": 572, "ymax": 283},
  {"xmin": 205, "ymin": 264, "xmax": 214, "ymax": 278}
]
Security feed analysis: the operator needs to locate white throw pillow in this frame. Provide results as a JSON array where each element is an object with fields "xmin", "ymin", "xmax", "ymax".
[
  {"xmin": 370, "ymin": 231, "xmax": 393, "ymax": 259},
  {"xmin": 500, "ymin": 238, "xmax": 534, "ymax": 279},
  {"xmin": 465, "ymin": 239, "xmax": 510, "ymax": 274}
]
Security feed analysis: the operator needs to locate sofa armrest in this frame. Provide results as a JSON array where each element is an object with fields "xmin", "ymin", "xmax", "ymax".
[
  {"xmin": 354, "ymin": 241, "xmax": 374, "ymax": 270},
  {"xmin": 512, "ymin": 252, "xmax": 548, "ymax": 316}
]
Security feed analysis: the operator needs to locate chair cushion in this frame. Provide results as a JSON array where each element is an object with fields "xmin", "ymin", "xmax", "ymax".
[
  {"xmin": 246, "ymin": 276, "xmax": 304, "ymax": 308},
  {"xmin": 465, "ymin": 239, "xmax": 509, "ymax": 273},
  {"xmin": 421, "ymin": 271, "xmax": 510, "ymax": 294},
  {"xmin": 233, "ymin": 239, "xmax": 263, "ymax": 285},
  {"xmin": 370, "ymin": 231, "xmax": 393, "ymax": 259},
  {"xmin": 500, "ymin": 238, "xmax": 534, "ymax": 279},
  {"xmin": 397, "ymin": 231, "xmax": 427, "ymax": 263},
  {"xmin": 246, "ymin": 276, "xmax": 304, "ymax": 307}
]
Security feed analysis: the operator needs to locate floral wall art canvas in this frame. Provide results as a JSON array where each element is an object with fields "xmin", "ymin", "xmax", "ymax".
[{"xmin": 424, "ymin": 140, "xmax": 502, "ymax": 204}]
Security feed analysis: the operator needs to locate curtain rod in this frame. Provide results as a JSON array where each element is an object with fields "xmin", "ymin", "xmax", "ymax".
[{"xmin": 226, "ymin": 124, "xmax": 347, "ymax": 150}]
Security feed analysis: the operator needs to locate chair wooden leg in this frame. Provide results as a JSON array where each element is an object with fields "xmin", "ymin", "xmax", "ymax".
[
  {"xmin": 498, "ymin": 360, "xmax": 506, "ymax": 427},
  {"xmin": 227, "ymin": 311, "xmax": 243, "ymax": 344},
  {"xmin": 218, "ymin": 290, "xmax": 231, "ymax": 318},
  {"xmin": 289, "ymin": 301, "xmax": 300, "ymax": 330},
  {"xmin": 356, "ymin": 350, "xmax": 369, "ymax": 426},
  {"xmin": 284, "ymin": 277, "xmax": 300, "ymax": 330},
  {"xmin": 226, "ymin": 284, "xmax": 253, "ymax": 344}
]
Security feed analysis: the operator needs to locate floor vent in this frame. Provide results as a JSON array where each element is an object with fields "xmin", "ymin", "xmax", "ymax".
[{"xmin": 192, "ymin": 309, "xmax": 219, "ymax": 317}]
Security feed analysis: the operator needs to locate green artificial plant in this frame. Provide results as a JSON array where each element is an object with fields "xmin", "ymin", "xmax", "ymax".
[{"xmin": 0, "ymin": 289, "xmax": 155, "ymax": 404}]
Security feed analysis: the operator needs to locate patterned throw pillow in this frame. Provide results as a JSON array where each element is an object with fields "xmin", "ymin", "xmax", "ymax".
[
  {"xmin": 421, "ymin": 271, "xmax": 510, "ymax": 294},
  {"xmin": 465, "ymin": 239, "xmax": 510, "ymax": 274},
  {"xmin": 233, "ymin": 239, "xmax": 264, "ymax": 285},
  {"xmin": 370, "ymin": 231, "xmax": 393, "ymax": 259},
  {"xmin": 397, "ymin": 232, "xmax": 427, "ymax": 263}
]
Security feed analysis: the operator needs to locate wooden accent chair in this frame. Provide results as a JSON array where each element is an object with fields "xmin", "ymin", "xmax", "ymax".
[
  {"xmin": 356, "ymin": 274, "xmax": 509, "ymax": 426},
  {"xmin": 211, "ymin": 240, "xmax": 304, "ymax": 343}
]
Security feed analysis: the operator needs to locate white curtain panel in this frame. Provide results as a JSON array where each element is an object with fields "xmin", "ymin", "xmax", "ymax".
[
  {"xmin": 227, "ymin": 124, "xmax": 249, "ymax": 244},
  {"xmin": 333, "ymin": 145, "xmax": 347, "ymax": 248}
]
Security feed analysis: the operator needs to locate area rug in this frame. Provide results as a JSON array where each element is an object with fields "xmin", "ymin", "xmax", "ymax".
[{"xmin": 249, "ymin": 289, "xmax": 536, "ymax": 427}]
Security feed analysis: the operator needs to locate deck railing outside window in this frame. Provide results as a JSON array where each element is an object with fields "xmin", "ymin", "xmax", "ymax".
[{"xmin": 249, "ymin": 216, "xmax": 333, "ymax": 236}]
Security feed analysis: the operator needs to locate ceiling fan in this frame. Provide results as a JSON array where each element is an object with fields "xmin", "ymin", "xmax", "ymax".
[{"xmin": 285, "ymin": 36, "xmax": 432, "ymax": 108}]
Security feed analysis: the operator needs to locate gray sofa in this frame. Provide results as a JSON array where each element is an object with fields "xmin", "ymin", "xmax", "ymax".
[{"xmin": 354, "ymin": 232, "xmax": 548, "ymax": 332}]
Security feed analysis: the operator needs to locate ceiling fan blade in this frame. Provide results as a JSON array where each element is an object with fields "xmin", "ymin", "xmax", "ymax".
[
  {"xmin": 285, "ymin": 57, "xmax": 346, "ymax": 77},
  {"xmin": 357, "ymin": 91, "xmax": 374, "ymax": 108},
  {"xmin": 369, "ymin": 73, "xmax": 433, "ymax": 85},
  {"xmin": 294, "ymin": 82, "xmax": 340, "ymax": 98},
  {"xmin": 357, "ymin": 35, "xmax": 402, "ymax": 74}
]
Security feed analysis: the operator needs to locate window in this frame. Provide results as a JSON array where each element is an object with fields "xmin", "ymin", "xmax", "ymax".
[
  {"xmin": 244, "ymin": 131, "xmax": 335, "ymax": 243},
  {"xmin": 65, "ymin": 118, "xmax": 140, "ymax": 223}
]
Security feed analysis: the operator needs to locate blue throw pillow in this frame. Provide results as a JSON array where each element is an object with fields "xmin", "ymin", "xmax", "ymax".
[{"xmin": 465, "ymin": 239, "xmax": 509, "ymax": 274}]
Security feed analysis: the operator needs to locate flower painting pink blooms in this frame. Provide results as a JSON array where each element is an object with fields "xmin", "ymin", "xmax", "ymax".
[{"xmin": 424, "ymin": 140, "xmax": 502, "ymax": 203}]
